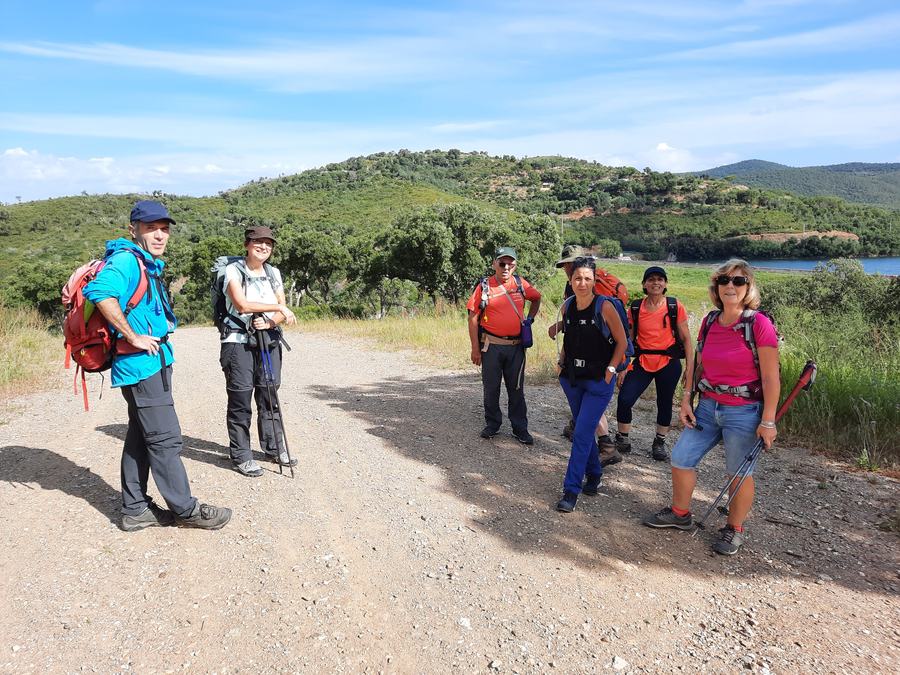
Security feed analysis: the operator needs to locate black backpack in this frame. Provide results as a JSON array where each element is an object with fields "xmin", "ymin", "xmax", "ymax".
[{"xmin": 629, "ymin": 296, "xmax": 685, "ymax": 359}]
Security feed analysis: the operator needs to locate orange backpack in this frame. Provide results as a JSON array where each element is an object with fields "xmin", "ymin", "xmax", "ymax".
[{"xmin": 594, "ymin": 268, "xmax": 628, "ymax": 304}]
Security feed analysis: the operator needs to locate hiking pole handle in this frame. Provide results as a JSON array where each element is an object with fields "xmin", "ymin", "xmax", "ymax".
[{"xmin": 774, "ymin": 360, "xmax": 817, "ymax": 424}]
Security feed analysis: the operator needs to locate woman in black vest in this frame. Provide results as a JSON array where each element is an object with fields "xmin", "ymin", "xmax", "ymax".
[{"xmin": 555, "ymin": 258, "xmax": 628, "ymax": 513}]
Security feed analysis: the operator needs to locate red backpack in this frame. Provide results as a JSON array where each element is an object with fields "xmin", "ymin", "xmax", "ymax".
[
  {"xmin": 594, "ymin": 268, "xmax": 628, "ymax": 305},
  {"xmin": 62, "ymin": 249, "xmax": 148, "ymax": 410}
]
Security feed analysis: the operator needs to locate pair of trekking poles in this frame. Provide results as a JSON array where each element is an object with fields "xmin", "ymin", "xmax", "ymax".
[
  {"xmin": 693, "ymin": 359, "xmax": 817, "ymax": 533},
  {"xmin": 251, "ymin": 315, "xmax": 295, "ymax": 479}
]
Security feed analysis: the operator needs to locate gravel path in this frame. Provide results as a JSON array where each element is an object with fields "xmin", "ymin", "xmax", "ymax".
[{"xmin": 0, "ymin": 327, "xmax": 897, "ymax": 673}]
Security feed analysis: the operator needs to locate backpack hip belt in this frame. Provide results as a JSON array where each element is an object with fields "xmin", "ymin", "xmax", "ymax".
[
  {"xmin": 697, "ymin": 378, "xmax": 762, "ymax": 399},
  {"xmin": 481, "ymin": 333, "xmax": 521, "ymax": 351}
]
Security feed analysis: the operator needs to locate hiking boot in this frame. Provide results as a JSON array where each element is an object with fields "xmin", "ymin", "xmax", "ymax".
[
  {"xmin": 642, "ymin": 507, "xmax": 693, "ymax": 530},
  {"xmin": 233, "ymin": 459, "xmax": 263, "ymax": 477},
  {"xmin": 615, "ymin": 432, "xmax": 632, "ymax": 454},
  {"xmin": 599, "ymin": 435, "xmax": 623, "ymax": 467},
  {"xmin": 266, "ymin": 450, "xmax": 298, "ymax": 467},
  {"xmin": 175, "ymin": 503, "xmax": 232, "ymax": 530},
  {"xmin": 121, "ymin": 501, "xmax": 175, "ymax": 532},
  {"xmin": 582, "ymin": 474, "xmax": 603, "ymax": 496},
  {"xmin": 513, "ymin": 429, "xmax": 534, "ymax": 445},
  {"xmin": 562, "ymin": 418, "xmax": 574, "ymax": 440},
  {"xmin": 713, "ymin": 525, "xmax": 746, "ymax": 556},
  {"xmin": 556, "ymin": 491, "xmax": 578, "ymax": 513},
  {"xmin": 651, "ymin": 436, "xmax": 669, "ymax": 462},
  {"xmin": 480, "ymin": 426, "xmax": 500, "ymax": 439}
]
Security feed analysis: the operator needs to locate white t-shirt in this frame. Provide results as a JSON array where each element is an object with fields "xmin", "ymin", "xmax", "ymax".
[{"xmin": 222, "ymin": 260, "xmax": 284, "ymax": 344}]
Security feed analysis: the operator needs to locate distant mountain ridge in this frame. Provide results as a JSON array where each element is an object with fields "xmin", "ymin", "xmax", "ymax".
[{"xmin": 694, "ymin": 160, "xmax": 900, "ymax": 209}]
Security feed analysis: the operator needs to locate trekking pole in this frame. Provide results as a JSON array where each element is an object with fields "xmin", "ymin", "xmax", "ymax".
[
  {"xmin": 253, "ymin": 315, "xmax": 295, "ymax": 479},
  {"xmin": 693, "ymin": 360, "xmax": 817, "ymax": 533}
]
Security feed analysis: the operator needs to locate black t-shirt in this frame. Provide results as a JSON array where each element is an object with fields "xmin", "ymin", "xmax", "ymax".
[{"xmin": 562, "ymin": 298, "xmax": 613, "ymax": 379}]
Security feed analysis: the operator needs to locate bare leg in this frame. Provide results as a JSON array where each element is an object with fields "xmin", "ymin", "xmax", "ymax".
[
  {"xmin": 617, "ymin": 422, "xmax": 632, "ymax": 435},
  {"xmin": 672, "ymin": 467, "xmax": 697, "ymax": 512},
  {"xmin": 726, "ymin": 475, "xmax": 755, "ymax": 527},
  {"xmin": 596, "ymin": 413, "xmax": 609, "ymax": 436}
]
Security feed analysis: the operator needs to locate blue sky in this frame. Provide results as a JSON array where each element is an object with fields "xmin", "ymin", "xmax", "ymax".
[{"xmin": 2, "ymin": 0, "xmax": 900, "ymax": 202}]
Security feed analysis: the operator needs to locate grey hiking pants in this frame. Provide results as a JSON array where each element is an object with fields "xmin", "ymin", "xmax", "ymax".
[
  {"xmin": 481, "ymin": 342, "xmax": 529, "ymax": 434},
  {"xmin": 219, "ymin": 340, "xmax": 285, "ymax": 465},
  {"xmin": 120, "ymin": 366, "xmax": 196, "ymax": 517}
]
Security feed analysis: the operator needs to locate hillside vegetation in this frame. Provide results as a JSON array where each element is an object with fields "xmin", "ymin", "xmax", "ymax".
[{"xmin": 696, "ymin": 159, "xmax": 900, "ymax": 210}]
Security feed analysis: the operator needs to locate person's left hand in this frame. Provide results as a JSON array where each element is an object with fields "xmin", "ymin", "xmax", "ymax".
[
  {"xmin": 757, "ymin": 423, "xmax": 777, "ymax": 450},
  {"xmin": 252, "ymin": 316, "xmax": 270, "ymax": 330}
]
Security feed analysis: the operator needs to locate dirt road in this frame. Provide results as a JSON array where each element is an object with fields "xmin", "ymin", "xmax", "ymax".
[{"xmin": 1, "ymin": 327, "xmax": 897, "ymax": 673}]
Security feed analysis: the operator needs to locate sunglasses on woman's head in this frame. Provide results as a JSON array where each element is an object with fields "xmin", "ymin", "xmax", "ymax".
[
  {"xmin": 715, "ymin": 274, "xmax": 749, "ymax": 287},
  {"xmin": 572, "ymin": 256, "xmax": 596, "ymax": 268}
]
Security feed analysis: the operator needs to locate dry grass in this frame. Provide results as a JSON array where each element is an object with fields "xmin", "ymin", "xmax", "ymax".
[{"xmin": 0, "ymin": 304, "xmax": 59, "ymax": 400}]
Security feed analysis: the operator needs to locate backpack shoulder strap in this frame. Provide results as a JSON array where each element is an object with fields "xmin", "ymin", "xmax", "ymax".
[
  {"xmin": 666, "ymin": 296, "xmax": 679, "ymax": 340},
  {"xmin": 513, "ymin": 274, "xmax": 525, "ymax": 298},
  {"xmin": 479, "ymin": 276, "xmax": 490, "ymax": 311},
  {"xmin": 697, "ymin": 310, "xmax": 720, "ymax": 354},
  {"xmin": 629, "ymin": 299, "xmax": 641, "ymax": 340},
  {"xmin": 738, "ymin": 309, "xmax": 760, "ymax": 370},
  {"xmin": 108, "ymin": 249, "xmax": 150, "ymax": 314}
]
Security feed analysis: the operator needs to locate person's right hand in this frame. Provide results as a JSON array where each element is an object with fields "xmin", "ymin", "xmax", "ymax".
[
  {"xmin": 470, "ymin": 347, "xmax": 482, "ymax": 366},
  {"xmin": 129, "ymin": 334, "xmax": 161, "ymax": 355},
  {"xmin": 548, "ymin": 323, "xmax": 559, "ymax": 339},
  {"xmin": 679, "ymin": 399, "xmax": 697, "ymax": 428},
  {"xmin": 279, "ymin": 305, "xmax": 297, "ymax": 325}
]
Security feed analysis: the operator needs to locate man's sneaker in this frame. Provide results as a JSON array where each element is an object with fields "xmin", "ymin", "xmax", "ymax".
[
  {"xmin": 599, "ymin": 435, "xmax": 623, "ymax": 467},
  {"xmin": 175, "ymin": 503, "xmax": 232, "ymax": 530},
  {"xmin": 642, "ymin": 507, "xmax": 693, "ymax": 530},
  {"xmin": 651, "ymin": 436, "xmax": 669, "ymax": 461},
  {"xmin": 556, "ymin": 491, "xmax": 578, "ymax": 513},
  {"xmin": 713, "ymin": 525, "xmax": 746, "ymax": 556},
  {"xmin": 513, "ymin": 429, "xmax": 534, "ymax": 445},
  {"xmin": 582, "ymin": 474, "xmax": 603, "ymax": 496},
  {"xmin": 266, "ymin": 450, "xmax": 298, "ymax": 467},
  {"xmin": 480, "ymin": 426, "xmax": 500, "ymax": 439},
  {"xmin": 562, "ymin": 418, "xmax": 574, "ymax": 440},
  {"xmin": 121, "ymin": 501, "xmax": 175, "ymax": 532},
  {"xmin": 615, "ymin": 432, "xmax": 632, "ymax": 454},
  {"xmin": 233, "ymin": 459, "xmax": 263, "ymax": 477}
]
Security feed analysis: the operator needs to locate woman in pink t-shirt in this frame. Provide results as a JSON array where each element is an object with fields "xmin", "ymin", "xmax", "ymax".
[{"xmin": 643, "ymin": 259, "xmax": 780, "ymax": 556}]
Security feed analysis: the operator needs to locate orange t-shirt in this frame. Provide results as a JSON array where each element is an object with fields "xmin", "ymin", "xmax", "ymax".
[
  {"xmin": 630, "ymin": 298, "xmax": 687, "ymax": 372},
  {"xmin": 466, "ymin": 275, "xmax": 541, "ymax": 338}
]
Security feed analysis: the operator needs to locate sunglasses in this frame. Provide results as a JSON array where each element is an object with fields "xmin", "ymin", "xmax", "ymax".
[
  {"xmin": 497, "ymin": 260, "xmax": 516, "ymax": 268},
  {"xmin": 715, "ymin": 274, "xmax": 749, "ymax": 287},
  {"xmin": 572, "ymin": 256, "xmax": 596, "ymax": 268}
]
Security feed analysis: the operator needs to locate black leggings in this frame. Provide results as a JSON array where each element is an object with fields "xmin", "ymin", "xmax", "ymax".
[{"xmin": 616, "ymin": 358, "xmax": 682, "ymax": 427}]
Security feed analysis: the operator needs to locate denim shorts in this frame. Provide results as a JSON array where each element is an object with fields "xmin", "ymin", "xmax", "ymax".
[{"xmin": 671, "ymin": 397, "xmax": 762, "ymax": 476}]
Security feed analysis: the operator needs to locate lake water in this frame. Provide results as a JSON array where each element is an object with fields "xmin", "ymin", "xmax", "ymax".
[{"xmin": 740, "ymin": 257, "xmax": 900, "ymax": 275}]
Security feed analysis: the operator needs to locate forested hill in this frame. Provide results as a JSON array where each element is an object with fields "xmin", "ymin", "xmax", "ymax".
[
  {"xmin": 695, "ymin": 159, "xmax": 900, "ymax": 210},
  {"xmin": 2, "ymin": 149, "xmax": 899, "ymax": 321}
]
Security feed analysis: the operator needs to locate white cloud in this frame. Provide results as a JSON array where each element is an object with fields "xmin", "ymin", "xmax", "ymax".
[
  {"xmin": 0, "ymin": 38, "xmax": 457, "ymax": 92},
  {"xmin": 662, "ymin": 11, "xmax": 900, "ymax": 61},
  {"xmin": 4, "ymin": 147, "xmax": 30, "ymax": 157}
]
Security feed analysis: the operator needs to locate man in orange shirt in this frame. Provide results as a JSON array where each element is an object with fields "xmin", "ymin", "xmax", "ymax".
[{"xmin": 466, "ymin": 247, "xmax": 542, "ymax": 444}]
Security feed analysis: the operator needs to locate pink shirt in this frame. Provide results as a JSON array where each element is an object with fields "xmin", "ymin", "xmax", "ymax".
[{"xmin": 699, "ymin": 312, "xmax": 778, "ymax": 406}]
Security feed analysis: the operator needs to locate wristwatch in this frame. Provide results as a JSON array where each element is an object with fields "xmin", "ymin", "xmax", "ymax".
[{"xmin": 606, "ymin": 366, "xmax": 616, "ymax": 374}]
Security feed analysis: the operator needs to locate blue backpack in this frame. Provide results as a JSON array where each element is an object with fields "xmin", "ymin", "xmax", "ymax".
[{"xmin": 561, "ymin": 294, "xmax": 634, "ymax": 372}]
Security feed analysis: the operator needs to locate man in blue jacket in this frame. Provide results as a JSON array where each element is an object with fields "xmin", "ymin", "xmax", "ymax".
[{"xmin": 85, "ymin": 200, "xmax": 231, "ymax": 531}]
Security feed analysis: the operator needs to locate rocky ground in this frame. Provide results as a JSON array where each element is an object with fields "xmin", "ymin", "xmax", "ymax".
[{"xmin": 0, "ymin": 327, "xmax": 897, "ymax": 674}]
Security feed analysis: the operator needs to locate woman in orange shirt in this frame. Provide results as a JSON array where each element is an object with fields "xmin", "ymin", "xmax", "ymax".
[{"xmin": 615, "ymin": 266, "xmax": 694, "ymax": 460}]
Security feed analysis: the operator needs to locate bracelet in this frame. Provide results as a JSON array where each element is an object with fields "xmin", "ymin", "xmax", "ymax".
[{"xmin": 759, "ymin": 420, "xmax": 777, "ymax": 429}]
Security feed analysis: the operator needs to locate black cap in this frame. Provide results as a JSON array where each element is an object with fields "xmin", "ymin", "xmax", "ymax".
[{"xmin": 642, "ymin": 266, "xmax": 668, "ymax": 283}]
